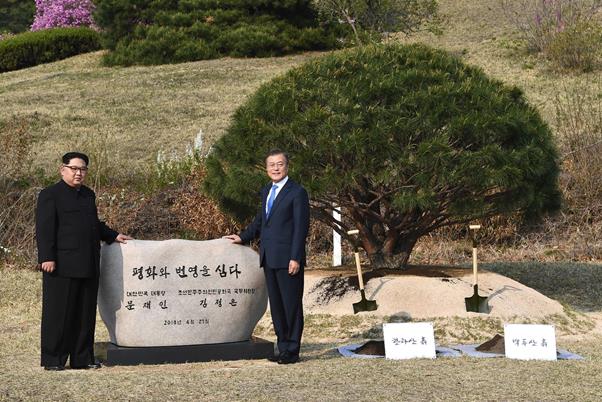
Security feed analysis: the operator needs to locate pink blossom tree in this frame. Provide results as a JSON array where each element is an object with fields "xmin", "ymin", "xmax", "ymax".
[{"xmin": 31, "ymin": 0, "xmax": 96, "ymax": 31}]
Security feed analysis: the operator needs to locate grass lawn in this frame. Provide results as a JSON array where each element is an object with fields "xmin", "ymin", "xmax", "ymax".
[
  {"xmin": 1, "ymin": 265, "xmax": 602, "ymax": 401},
  {"xmin": 0, "ymin": 51, "xmax": 319, "ymax": 180}
]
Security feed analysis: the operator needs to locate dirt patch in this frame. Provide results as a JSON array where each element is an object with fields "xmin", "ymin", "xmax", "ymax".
[
  {"xmin": 354, "ymin": 340, "xmax": 385, "ymax": 356},
  {"xmin": 476, "ymin": 334, "xmax": 505, "ymax": 353}
]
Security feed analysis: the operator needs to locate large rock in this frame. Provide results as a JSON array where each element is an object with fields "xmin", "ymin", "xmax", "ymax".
[{"xmin": 98, "ymin": 239, "xmax": 267, "ymax": 347}]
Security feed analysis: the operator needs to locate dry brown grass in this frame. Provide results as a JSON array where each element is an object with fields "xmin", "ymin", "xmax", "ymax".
[
  {"xmin": 97, "ymin": 166, "xmax": 240, "ymax": 241},
  {"xmin": 0, "ymin": 116, "xmax": 42, "ymax": 265},
  {"xmin": 0, "ymin": 51, "xmax": 320, "ymax": 180},
  {"xmin": 398, "ymin": 0, "xmax": 602, "ymax": 125},
  {"xmin": 408, "ymin": 218, "xmax": 602, "ymax": 267},
  {"xmin": 1, "ymin": 267, "xmax": 602, "ymax": 401}
]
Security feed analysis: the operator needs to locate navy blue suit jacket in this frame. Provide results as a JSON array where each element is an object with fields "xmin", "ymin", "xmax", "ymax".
[{"xmin": 239, "ymin": 179, "xmax": 310, "ymax": 269}]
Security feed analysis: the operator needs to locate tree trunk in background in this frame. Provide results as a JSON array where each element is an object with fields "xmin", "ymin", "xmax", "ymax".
[{"xmin": 361, "ymin": 231, "xmax": 419, "ymax": 269}]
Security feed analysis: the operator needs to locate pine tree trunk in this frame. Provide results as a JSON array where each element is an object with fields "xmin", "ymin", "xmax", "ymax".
[{"xmin": 365, "ymin": 234, "xmax": 418, "ymax": 270}]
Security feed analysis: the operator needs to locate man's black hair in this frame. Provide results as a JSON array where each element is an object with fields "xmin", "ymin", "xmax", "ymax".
[
  {"xmin": 62, "ymin": 152, "xmax": 89, "ymax": 166},
  {"xmin": 265, "ymin": 149, "xmax": 289, "ymax": 164}
]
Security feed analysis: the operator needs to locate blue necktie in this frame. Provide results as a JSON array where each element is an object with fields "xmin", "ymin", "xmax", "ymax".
[{"xmin": 266, "ymin": 184, "xmax": 278, "ymax": 217}]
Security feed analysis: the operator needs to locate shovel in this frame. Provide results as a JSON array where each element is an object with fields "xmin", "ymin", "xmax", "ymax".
[
  {"xmin": 465, "ymin": 224, "xmax": 489, "ymax": 314},
  {"xmin": 347, "ymin": 230, "xmax": 378, "ymax": 314}
]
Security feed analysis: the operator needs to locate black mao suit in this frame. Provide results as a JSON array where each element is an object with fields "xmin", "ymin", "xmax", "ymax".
[
  {"xmin": 36, "ymin": 180, "xmax": 118, "ymax": 367},
  {"xmin": 239, "ymin": 178, "xmax": 310, "ymax": 358}
]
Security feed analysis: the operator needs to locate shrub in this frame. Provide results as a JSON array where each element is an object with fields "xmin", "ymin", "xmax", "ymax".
[
  {"xmin": 501, "ymin": 0, "xmax": 602, "ymax": 70},
  {"xmin": 94, "ymin": 0, "xmax": 345, "ymax": 65},
  {"xmin": 31, "ymin": 0, "xmax": 96, "ymax": 31},
  {"xmin": 205, "ymin": 43, "xmax": 560, "ymax": 269},
  {"xmin": 214, "ymin": 23, "xmax": 289, "ymax": 57},
  {"xmin": 0, "ymin": 116, "xmax": 38, "ymax": 265},
  {"xmin": 501, "ymin": 0, "xmax": 601, "ymax": 51},
  {"xmin": 314, "ymin": 0, "xmax": 440, "ymax": 44},
  {"xmin": 0, "ymin": 27, "xmax": 101, "ymax": 73},
  {"xmin": 103, "ymin": 25, "xmax": 215, "ymax": 66},
  {"xmin": 294, "ymin": 26, "xmax": 341, "ymax": 50},
  {"xmin": 554, "ymin": 80, "xmax": 602, "ymax": 221},
  {"xmin": 0, "ymin": 0, "xmax": 36, "ymax": 34},
  {"xmin": 547, "ymin": 20, "xmax": 602, "ymax": 71}
]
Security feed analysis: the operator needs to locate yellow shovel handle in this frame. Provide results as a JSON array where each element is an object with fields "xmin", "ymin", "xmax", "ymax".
[
  {"xmin": 472, "ymin": 246, "xmax": 478, "ymax": 286},
  {"xmin": 354, "ymin": 252, "xmax": 365, "ymax": 290},
  {"xmin": 469, "ymin": 224, "xmax": 481, "ymax": 286}
]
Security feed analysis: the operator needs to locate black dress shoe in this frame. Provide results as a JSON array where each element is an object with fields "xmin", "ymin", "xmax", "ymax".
[
  {"xmin": 267, "ymin": 354, "xmax": 280, "ymax": 362},
  {"xmin": 44, "ymin": 365, "xmax": 65, "ymax": 371},
  {"xmin": 278, "ymin": 354, "xmax": 299, "ymax": 365},
  {"xmin": 86, "ymin": 362, "xmax": 102, "ymax": 369},
  {"xmin": 72, "ymin": 362, "xmax": 102, "ymax": 370}
]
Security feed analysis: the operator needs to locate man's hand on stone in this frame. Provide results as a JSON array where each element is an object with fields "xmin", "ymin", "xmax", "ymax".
[
  {"xmin": 40, "ymin": 261, "xmax": 55, "ymax": 273},
  {"xmin": 223, "ymin": 234, "xmax": 243, "ymax": 244},
  {"xmin": 115, "ymin": 234, "xmax": 133, "ymax": 244},
  {"xmin": 288, "ymin": 260, "xmax": 300, "ymax": 275}
]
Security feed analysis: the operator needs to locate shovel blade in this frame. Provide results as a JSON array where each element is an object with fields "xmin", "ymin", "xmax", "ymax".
[
  {"xmin": 465, "ymin": 285, "xmax": 489, "ymax": 314},
  {"xmin": 353, "ymin": 290, "xmax": 378, "ymax": 314}
]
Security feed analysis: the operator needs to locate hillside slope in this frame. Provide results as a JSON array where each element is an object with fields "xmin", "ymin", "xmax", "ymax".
[{"xmin": 0, "ymin": 0, "xmax": 596, "ymax": 177}]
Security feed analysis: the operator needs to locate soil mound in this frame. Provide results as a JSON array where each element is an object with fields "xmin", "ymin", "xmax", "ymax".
[{"xmin": 304, "ymin": 267, "xmax": 566, "ymax": 318}]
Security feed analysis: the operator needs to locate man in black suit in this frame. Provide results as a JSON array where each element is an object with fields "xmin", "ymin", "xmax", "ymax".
[
  {"xmin": 36, "ymin": 152, "xmax": 131, "ymax": 371},
  {"xmin": 225, "ymin": 149, "xmax": 310, "ymax": 364}
]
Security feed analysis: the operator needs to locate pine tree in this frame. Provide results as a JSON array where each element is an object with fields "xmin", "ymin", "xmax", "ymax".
[{"xmin": 205, "ymin": 44, "xmax": 560, "ymax": 269}]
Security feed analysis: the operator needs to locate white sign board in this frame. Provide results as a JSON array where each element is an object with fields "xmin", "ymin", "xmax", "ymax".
[
  {"xmin": 383, "ymin": 322, "xmax": 436, "ymax": 359},
  {"xmin": 504, "ymin": 324, "xmax": 557, "ymax": 361}
]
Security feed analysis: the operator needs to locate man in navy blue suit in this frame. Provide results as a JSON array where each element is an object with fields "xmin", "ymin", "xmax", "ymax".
[{"xmin": 224, "ymin": 149, "xmax": 310, "ymax": 364}]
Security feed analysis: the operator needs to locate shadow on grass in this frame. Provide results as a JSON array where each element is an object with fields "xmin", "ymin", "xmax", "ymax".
[
  {"xmin": 301, "ymin": 342, "xmax": 346, "ymax": 361},
  {"xmin": 92, "ymin": 340, "xmax": 346, "ymax": 364},
  {"xmin": 483, "ymin": 261, "xmax": 602, "ymax": 311}
]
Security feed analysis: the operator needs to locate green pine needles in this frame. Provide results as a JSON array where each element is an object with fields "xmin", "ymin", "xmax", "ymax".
[
  {"xmin": 205, "ymin": 43, "xmax": 560, "ymax": 268},
  {"xmin": 94, "ymin": 0, "xmax": 345, "ymax": 66}
]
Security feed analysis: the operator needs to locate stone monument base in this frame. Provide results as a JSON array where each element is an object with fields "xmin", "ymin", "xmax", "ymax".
[{"xmin": 95, "ymin": 337, "xmax": 274, "ymax": 366}]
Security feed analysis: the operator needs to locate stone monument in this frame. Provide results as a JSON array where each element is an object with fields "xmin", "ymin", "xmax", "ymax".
[{"xmin": 98, "ymin": 239, "xmax": 272, "ymax": 364}]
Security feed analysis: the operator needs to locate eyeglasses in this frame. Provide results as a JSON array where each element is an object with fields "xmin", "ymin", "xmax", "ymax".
[{"xmin": 63, "ymin": 165, "xmax": 89, "ymax": 173}]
